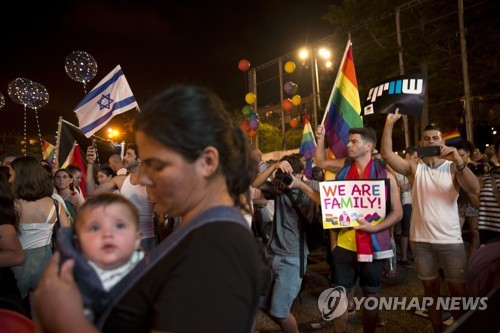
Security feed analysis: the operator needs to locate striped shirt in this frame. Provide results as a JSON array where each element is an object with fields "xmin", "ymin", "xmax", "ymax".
[{"xmin": 478, "ymin": 171, "xmax": 500, "ymax": 233}]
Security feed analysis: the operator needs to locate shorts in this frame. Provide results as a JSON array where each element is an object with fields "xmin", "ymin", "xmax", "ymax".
[
  {"xmin": 401, "ymin": 204, "xmax": 412, "ymax": 237},
  {"xmin": 11, "ymin": 245, "xmax": 52, "ymax": 299},
  {"xmin": 410, "ymin": 241, "xmax": 467, "ymax": 283},
  {"xmin": 259, "ymin": 254, "xmax": 305, "ymax": 318},
  {"xmin": 330, "ymin": 246, "xmax": 385, "ymax": 294}
]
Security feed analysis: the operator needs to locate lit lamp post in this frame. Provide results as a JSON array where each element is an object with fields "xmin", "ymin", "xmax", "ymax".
[
  {"xmin": 298, "ymin": 46, "xmax": 332, "ymax": 128},
  {"xmin": 107, "ymin": 127, "xmax": 121, "ymax": 141}
]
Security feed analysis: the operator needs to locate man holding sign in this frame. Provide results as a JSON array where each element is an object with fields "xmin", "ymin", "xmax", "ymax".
[{"xmin": 315, "ymin": 126, "xmax": 402, "ymax": 333}]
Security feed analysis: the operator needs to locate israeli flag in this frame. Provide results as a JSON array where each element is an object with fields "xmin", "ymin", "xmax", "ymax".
[{"xmin": 74, "ymin": 65, "xmax": 138, "ymax": 138}]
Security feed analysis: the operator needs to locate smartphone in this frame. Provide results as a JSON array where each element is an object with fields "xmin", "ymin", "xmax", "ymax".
[{"xmin": 417, "ymin": 146, "xmax": 440, "ymax": 158}]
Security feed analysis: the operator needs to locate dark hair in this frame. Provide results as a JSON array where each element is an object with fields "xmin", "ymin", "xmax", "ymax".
[
  {"xmin": 0, "ymin": 151, "xmax": 21, "ymax": 165},
  {"xmin": 135, "ymin": 85, "xmax": 257, "ymax": 210},
  {"xmin": 11, "ymin": 156, "xmax": 54, "ymax": 201},
  {"xmin": 126, "ymin": 143, "xmax": 139, "ymax": 159},
  {"xmin": 54, "ymin": 168, "xmax": 75, "ymax": 192},
  {"xmin": 423, "ymin": 123, "xmax": 442, "ymax": 133},
  {"xmin": 281, "ymin": 154, "xmax": 304, "ymax": 174},
  {"xmin": 76, "ymin": 193, "xmax": 139, "ymax": 231},
  {"xmin": 349, "ymin": 127, "xmax": 377, "ymax": 146},
  {"xmin": 0, "ymin": 172, "xmax": 20, "ymax": 232},
  {"xmin": 66, "ymin": 165, "xmax": 82, "ymax": 175},
  {"xmin": 98, "ymin": 166, "xmax": 115, "ymax": 178},
  {"xmin": 456, "ymin": 140, "xmax": 475, "ymax": 154}
]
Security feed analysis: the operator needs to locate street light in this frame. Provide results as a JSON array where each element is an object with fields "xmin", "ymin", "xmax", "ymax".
[
  {"xmin": 298, "ymin": 46, "xmax": 332, "ymax": 128},
  {"xmin": 107, "ymin": 127, "xmax": 121, "ymax": 140}
]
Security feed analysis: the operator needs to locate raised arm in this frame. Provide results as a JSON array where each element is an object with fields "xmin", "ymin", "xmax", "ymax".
[
  {"xmin": 440, "ymin": 145, "xmax": 480, "ymax": 195},
  {"xmin": 292, "ymin": 175, "xmax": 320, "ymax": 205},
  {"xmin": 252, "ymin": 160, "xmax": 293, "ymax": 188},
  {"xmin": 85, "ymin": 146, "xmax": 119, "ymax": 196},
  {"xmin": 314, "ymin": 124, "xmax": 346, "ymax": 173},
  {"xmin": 381, "ymin": 110, "xmax": 411, "ymax": 176}
]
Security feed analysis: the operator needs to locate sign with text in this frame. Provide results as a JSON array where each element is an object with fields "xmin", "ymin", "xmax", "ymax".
[
  {"xmin": 363, "ymin": 73, "xmax": 426, "ymax": 116},
  {"xmin": 320, "ymin": 179, "xmax": 387, "ymax": 229}
]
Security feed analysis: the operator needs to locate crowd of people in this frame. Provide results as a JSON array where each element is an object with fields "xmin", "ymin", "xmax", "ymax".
[{"xmin": 0, "ymin": 85, "xmax": 498, "ymax": 333}]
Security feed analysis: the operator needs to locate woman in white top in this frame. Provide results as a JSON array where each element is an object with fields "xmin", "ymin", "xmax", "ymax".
[{"xmin": 9, "ymin": 156, "xmax": 70, "ymax": 304}]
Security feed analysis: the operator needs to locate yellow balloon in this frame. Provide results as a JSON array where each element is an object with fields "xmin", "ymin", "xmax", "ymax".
[
  {"xmin": 284, "ymin": 61, "xmax": 296, "ymax": 74},
  {"xmin": 245, "ymin": 92, "xmax": 256, "ymax": 105},
  {"xmin": 292, "ymin": 95, "xmax": 301, "ymax": 106}
]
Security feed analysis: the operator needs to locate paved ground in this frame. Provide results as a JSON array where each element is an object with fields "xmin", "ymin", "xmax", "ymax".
[{"xmin": 255, "ymin": 239, "xmax": 456, "ymax": 333}]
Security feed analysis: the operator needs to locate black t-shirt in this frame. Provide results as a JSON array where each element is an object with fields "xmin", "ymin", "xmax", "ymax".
[{"xmin": 103, "ymin": 222, "xmax": 260, "ymax": 333}]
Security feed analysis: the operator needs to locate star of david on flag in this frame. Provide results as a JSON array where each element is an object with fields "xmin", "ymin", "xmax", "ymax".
[{"xmin": 74, "ymin": 65, "xmax": 138, "ymax": 138}]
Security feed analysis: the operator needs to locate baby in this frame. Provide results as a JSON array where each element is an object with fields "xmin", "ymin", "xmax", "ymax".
[{"xmin": 57, "ymin": 193, "xmax": 144, "ymax": 321}]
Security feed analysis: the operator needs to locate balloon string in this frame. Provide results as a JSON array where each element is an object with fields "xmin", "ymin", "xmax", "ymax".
[
  {"xmin": 34, "ymin": 108, "xmax": 44, "ymax": 157},
  {"xmin": 83, "ymin": 81, "xmax": 88, "ymax": 95},
  {"xmin": 23, "ymin": 106, "xmax": 27, "ymax": 156}
]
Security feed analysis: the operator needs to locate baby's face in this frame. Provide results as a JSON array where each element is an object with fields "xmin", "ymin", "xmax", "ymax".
[{"xmin": 77, "ymin": 203, "xmax": 140, "ymax": 270}]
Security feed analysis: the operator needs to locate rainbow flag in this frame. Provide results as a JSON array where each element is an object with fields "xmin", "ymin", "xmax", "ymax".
[
  {"xmin": 443, "ymin": 129, "xmax": 462, "ymax": 145},
  {"xmin": 322, "ymin": 40, "xmax": 363, "ymax": 158},
  {"xmin": 299, "ymin": 114, "xmax": 317, "ymax": 179},
  {"xmin": 41, "ymin": 139, "xmax": 57, "ymax": 167}
]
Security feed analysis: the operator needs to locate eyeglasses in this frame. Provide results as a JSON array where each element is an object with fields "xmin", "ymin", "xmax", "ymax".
[{"xmin": 55, "ymin": 175, "xmax": 70, "ymax": 180}]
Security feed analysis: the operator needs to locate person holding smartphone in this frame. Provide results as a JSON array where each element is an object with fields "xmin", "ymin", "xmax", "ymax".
[{"xmin": 381, "ymin": 110, "xmax": 480, "ymax": 333}]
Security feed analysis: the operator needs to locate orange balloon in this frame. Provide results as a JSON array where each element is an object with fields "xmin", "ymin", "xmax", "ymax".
[
  {"xmin": 290, "ymin": 118, "xmax": 299, "ymax": 128},
  {"xmin": 248, "ymin": 129, "xmax": 258, "ymax": 138},
  {"xmin": 238, "ymin": 59, "xmax": 251, "ymax": 72},
  {"xmin": 282, "ymin": 98, "xmax": 293, "ymax": 112}
]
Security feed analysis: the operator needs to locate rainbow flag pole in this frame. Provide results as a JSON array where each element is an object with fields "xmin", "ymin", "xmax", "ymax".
[
  {"xmin": 321, "ymin": 40, "xmax": 363, "ymax": 159},
  {"xmin": 299, "ymin": 113, "xmax": 317, "ymax": 179}
]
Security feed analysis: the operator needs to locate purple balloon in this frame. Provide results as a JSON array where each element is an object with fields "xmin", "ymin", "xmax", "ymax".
[
  {"xmin": 249, "ymin": 119, "xmax": 260, "ymax": 130},
  {"xmin": 284, "ymin": 81, "xmax": 294, "ymax": 95}
]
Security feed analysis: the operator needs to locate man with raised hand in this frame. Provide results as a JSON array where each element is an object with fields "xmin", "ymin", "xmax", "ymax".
[{"xmin": 381, "ymin": 110, "xmax": 480, "ymax": 333}]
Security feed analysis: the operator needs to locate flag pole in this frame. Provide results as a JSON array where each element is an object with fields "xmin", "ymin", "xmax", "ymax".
[
  {"xmin": 55, "ymin": 116, "xmax": 63, "ymax": 168},
  {"xmin": 320, "ymin": 39, "xmax": 352, "ymax": 126}
]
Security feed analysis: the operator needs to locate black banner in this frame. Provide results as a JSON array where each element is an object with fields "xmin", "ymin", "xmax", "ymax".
[{"xmin": 363, "ymin": 73, "xmax": 426, "ymax": 116}]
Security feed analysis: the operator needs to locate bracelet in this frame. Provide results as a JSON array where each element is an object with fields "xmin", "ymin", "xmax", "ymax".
[{"xmin": 457, "ymin": 162, "xmax": 467, "ymax": 172}]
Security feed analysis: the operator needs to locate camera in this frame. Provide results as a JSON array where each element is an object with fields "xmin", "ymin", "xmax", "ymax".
[{"xmin": 272, "ymin": 170, "xmax": 293, "ymax": 193}]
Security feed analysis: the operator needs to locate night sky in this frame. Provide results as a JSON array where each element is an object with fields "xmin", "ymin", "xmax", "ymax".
[{"xmin": 0, "ymin": 0, "xmax": 334, "ymax": 141}]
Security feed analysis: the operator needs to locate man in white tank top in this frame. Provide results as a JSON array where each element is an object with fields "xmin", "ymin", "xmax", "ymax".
[
  {"xmin": 381, "ymin": 110, "xmax": 480, "ymax": 333},
  {"xmin": 85, "ymin": 144, "xmax": 156, "ymax": 252}
]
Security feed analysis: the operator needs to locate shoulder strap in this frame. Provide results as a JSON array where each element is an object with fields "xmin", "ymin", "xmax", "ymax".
[
  {"xmin": 284, "ymin": 192, "xmax": 306, "ymax": 277},
  {"xmin": 52, "ymin": 198, "xmax": 60, "ymax": 223},
  {"xmin": 96, "ymin": 205, "xmax": 248, "ymax": 329}
]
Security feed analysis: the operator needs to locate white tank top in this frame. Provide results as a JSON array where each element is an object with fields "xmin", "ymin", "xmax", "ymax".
[
  {"xmin": 410, "ymin": 160, "xmax": 462, "ymax": 243},
  {"xmin": 18, "ymin": 202, "xmax": 58, "ymax": 249},
  {"xmin": 120, "ymin": 175, "xmax": 154, "ymax": 239}
]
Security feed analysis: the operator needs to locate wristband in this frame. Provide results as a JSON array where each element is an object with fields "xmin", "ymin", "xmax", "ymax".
[{"xmin": 457, "ymin": 162, "xmax": 467, "ymax": 172}]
